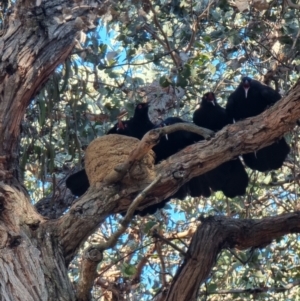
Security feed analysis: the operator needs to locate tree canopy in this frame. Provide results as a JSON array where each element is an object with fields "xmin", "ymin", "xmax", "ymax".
[{"xmin": 1, "ymin": 0, "xmax": 300, "ymax": 300}]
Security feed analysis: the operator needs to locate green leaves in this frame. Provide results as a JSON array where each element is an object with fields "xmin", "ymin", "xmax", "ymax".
[{"xmin": 20, "ymin": 2, "xmax": 300, "ymax": 300}]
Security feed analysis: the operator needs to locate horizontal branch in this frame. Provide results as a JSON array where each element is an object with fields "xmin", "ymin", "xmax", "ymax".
[
  {"xmin": 165, "ymin": 212, "xmax": 300, "ymax": 301},
  {"xmin": 55, "ymin": 80, "xmax": 300, "ymax": 264},
  {"xmin": 285, "ymin": 0, "xmax": 300, "ymax": 9},
  {"xmin": 199, "ymin": 279, "xmax": 300, "ymax": 296}
]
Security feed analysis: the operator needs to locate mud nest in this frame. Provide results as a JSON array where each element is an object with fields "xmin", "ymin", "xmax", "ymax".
[{"xmin": 85, "ymin": 134, "xmax": 156, "ymax": 187}]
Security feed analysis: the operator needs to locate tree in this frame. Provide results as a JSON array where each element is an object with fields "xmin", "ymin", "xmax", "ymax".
[{"xmin": 1, "ymin": 0, "xmax": 300, "ymax": 300}]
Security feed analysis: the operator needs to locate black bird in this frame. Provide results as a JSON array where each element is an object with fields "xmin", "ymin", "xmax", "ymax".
[
  {"xmin": 226, "ymin": 77, "xmax": 290, "ymax": 172},
  {"xmin": 66, "ymin": 169, "xmax": 89, "ymax": 197},
  {"xmin": 106, "ymin": 119, "xmax": 131, "ymax": 136},
  {"xmin": 153, "ymin": 117, "xmax": 199, "ymax": 163},
  {"xmin": 67, "ymin": 103, "xmax": 154, "ymax": 197},
  {"xmin": 193, "ymin": 92, "xmax": 249, "ymax": 198},
  {"xmin": 107, "ymin": 103, "xmax": 154, "ymax": 139},
  {"xmin": 153, "ymin": 117, "xmax": 212, "ymax": 198},
  {"xmin": 193, "ymin": 92, "xmax": 231, "ymax": 131}
]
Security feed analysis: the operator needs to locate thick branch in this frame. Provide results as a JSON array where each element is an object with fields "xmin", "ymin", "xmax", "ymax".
[
  {"xmin": 77, "ymin": 246, "xmax": 103, "ymax": 301},
  {"xmin": 104, "ymin": 124, "xmax": 213, "ymax": 184},
  {"xmin": 0, "ymin": 0, "xmax": 110, "ymax": 173},
  {"xmin": 199, "ymin": 280, "xmax": 300, "ymax": 296},
  {"xmin": 56, "ymin": 80, "xmax": 300, "ymax": 264},
  {"xmin": 165, "ymin": 212, "xmax": 300, "ymax": 301}
]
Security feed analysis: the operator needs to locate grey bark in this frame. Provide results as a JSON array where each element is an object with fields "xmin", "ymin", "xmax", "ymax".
[{"xmin": 0, "ymin": 0, "xmax": 300, "ymax": 300}]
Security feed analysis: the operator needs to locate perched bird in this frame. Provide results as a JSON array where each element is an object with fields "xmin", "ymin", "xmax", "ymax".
[
  {"xmin": 226, "ymin": 77, "xmax": 281, "ymax": 121},
  {"xmin": 153, "ymin": 117, "xmax": 212, "ymax": 198},
  {"xmin": 193, "ymin": 92, "xmax": 231, "ymax": 131},
  {"xmin": 193, "ymin": 92, "xmax": 249, "ymax": 198},
  {"xmin": 153, "ymin": 117, "xmax": 199, "ymax": 163},
  {"xmin": 107, "ymin": 103, "xmax": 154, "ymax": 139},
  {"xmin": 226, "ymin": 77, "xmax": 290, "ymax": 171},
  {"xmin": 67, "ymin": 103, "xmax": 168, "ymax": 216},
  {"xmin": 106, "ymin": 119, "xmax": 131, "ymax": 136},
  {"xmin": 66, "ymin": 169, "xmax": 89, "ymax": 197}
]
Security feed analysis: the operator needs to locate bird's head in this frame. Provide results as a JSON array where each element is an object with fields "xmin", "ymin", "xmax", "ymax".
[
  {"xmin": 241, "ymin": 77, "xmax": 252, "ymax": 98},
  {"xmin": 134, "ymin": 102, "xmax": 149, "ymax": 117},
  {"xmin": 202, "ymin": 92, "xmax": 216, "ymax": 106}
]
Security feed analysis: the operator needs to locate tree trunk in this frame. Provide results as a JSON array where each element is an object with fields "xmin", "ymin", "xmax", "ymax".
[
  {"xmin": 0, "ymin": 0, "xmax": 107, "ymax": 300},
  {"xmin": 1, "ymin": 0, "xmax": 300, "ymax": 300},
  {"xmin": 0, "ymin": 183, "xmax": 76, "ymax": 301}
]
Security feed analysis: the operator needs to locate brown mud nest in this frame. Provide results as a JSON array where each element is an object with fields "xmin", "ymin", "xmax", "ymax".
[{"xmin": 85, "ymin": 134, "xmax": 156, "ymax": 187}]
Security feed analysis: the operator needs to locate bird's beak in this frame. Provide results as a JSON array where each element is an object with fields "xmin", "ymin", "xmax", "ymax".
[
  {"xmin": 162, "ymin": 123, "xmax": 168, "ymax": 140},
  {"xmin": 211, "ymin": 100, "xmax": 215, "ymax": 106},
  {"xmin": 244, "ymin": 88, "xmax": 249, "ymax": 98},
  {"xmin": 118, "ymin": 120, "xmax": 124, "ymax": 130}
]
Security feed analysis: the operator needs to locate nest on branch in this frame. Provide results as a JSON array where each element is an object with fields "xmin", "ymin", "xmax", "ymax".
[{"xmin": 85, "ymin": 134, "xmax": 156, "ymax": 187}]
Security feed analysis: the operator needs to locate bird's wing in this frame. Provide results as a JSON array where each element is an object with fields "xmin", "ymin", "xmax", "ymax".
[
  {"xmin": 261, "ymin": 85, "xmax": 281, "ymax": 105},
  {"xmin": 225, "ymin": 93, "xmax": 236, "ymax": 122}
]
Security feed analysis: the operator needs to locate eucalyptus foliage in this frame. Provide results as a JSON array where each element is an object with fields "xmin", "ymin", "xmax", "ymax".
[{"xmin": 12, "ymin": 0, "xmax": 300, "ymax": 299}]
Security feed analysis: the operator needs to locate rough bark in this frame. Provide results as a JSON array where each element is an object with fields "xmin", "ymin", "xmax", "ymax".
[
  {"xmin": 0, "ymin": 183, "xmax": 75, "ymax": 301},
  {"xmin": 0, "ymin": 0, "xmax": 300, "ymax": 300},
  {"xmin": 165, "ymin": 212, "xmax": 300, "ymax": 301},
  {"xmin": 77, "ymin": 246, "xmax": 103, "ymax": 301},
  {"xmin": 0, "ymin": 0, "xmax": 109, "ymax": 172},
  {"xmin": 0, "ymin": 0, "xmax": 110, "ymax": 300},
  {"xmin": 35, "ymin": 171, "xmax": 77, "ymax": 219}
]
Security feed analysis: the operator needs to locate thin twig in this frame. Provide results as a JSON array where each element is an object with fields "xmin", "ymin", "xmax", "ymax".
[
  {"xmin": 102, "ymin": 175, "xmax": 162, "ymax": 249},
  {"xmin": 156, "ymin": 240, "xmax": 167, "ymax": 287},
  {"xmin": 152, "ymin": 229, "xmax": 187, "ymax": 257},
  {"xmin": 184, "ymin": 0, "xmax": 215, "ymax": 53},
  {"xmin": 145, "ymin": 0, "xmax": 181, "ymax": 67}
]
